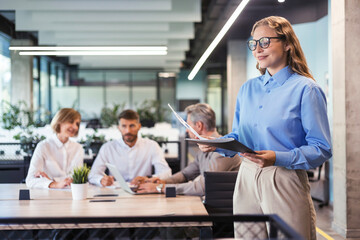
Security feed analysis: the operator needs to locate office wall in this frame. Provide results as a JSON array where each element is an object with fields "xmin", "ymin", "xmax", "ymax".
[{"xmin": 176, "ymin": 70, "xmax": 206, "ymax": 109}]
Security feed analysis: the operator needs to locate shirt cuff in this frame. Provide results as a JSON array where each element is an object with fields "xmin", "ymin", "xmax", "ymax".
[
  {"xmin": 89, "ymin": 175, "xmax": 103, "ymax": 187},
  {"xmin": 43, "ymin": 179, "xmax": 54, "ymax": 189},
  {"xmin": 274, "ymin": 151, "xmax": 291, "ymax": 167}
]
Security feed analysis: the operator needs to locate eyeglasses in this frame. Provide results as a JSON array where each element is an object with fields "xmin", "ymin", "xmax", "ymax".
[{"xmin": 247, "ymin": 37, "xmax": 284, "ymax": 51}]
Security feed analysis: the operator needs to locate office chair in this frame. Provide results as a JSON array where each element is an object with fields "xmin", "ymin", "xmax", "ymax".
[
  {"xmin": 204, "ymin": 171, "xmax": 238, "ymax": 237},
  {"xmin": 307, "ymin": 163, "xmax": 329, "ymax": 208},
  {"xmin": 307, "ymin": 164, "xmax": 323, "ymax": 182}
]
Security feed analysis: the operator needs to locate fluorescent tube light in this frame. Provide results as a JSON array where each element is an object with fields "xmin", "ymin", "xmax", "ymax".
[
  {"xmin": 10, "ymin": 46, "xmax": 167, "ymax": 51},
  {"xmin": 19, "ymin": 51, "xmax": 167, "ymax": 56},
  {"xmin": 187, "ymin": 0, "xmax": 250, "ymax": 80},
  {"xmin": 159, "ymin": 72, "xmax": 176, "ymax": 78}
]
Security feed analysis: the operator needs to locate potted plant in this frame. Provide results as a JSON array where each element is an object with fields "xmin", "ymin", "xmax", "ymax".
[
  {"xmin": 1, "ymin": 100, "xmax": 22, "ymax": 130},
  {"xmin": 1, "ymin": 100, "xmax": 50, "ymax": 130},
  {"xmin": 81, "ymin": 129, "xmax": 106, "ymax": 156},
  {"xmin": 13, "ymin": 129, "xmax": 46, "ymax": 157},
  {"xmin": 141, "ymin": 133, "xmax": 169, "ymax": 154},
  {"xmin": 3, "ymin": 101, "xmax": 48, "ymax": 155},
  {"xmin": 135, "ymin": 100, "xmax": 160, "ymax": 128},
  {"xmin": 141, "ymin": 133, "xmax": 168, "ymax": 144},
  {"xmin": 71, "ymin": 164, "xmax": 91, "ymax": 200},
  {"xmin": 100, "ymin": 103, "xmax": 125, "ymax": 128}
]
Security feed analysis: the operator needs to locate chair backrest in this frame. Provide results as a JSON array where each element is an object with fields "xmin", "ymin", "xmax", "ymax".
[
  {"xmin": 307, "ymin": 164, "xmax": 323, "ymax": 182},
  {"xmin": 204, "ymin": 171, "xmax": 238, "ymax": 215}
]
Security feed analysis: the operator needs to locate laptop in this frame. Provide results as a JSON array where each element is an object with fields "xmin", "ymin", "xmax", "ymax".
[{"xmin": 105, "ymin": 163, "xmax": 152, "ymax": 195}]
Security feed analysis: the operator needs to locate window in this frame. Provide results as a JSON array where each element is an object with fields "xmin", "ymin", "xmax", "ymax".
[{"xmin": 0, "ymin": 33, "xmax": 11, "ymax": 115}]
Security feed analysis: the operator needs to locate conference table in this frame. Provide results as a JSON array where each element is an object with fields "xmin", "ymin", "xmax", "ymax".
[
  {"xmin": 0, "ymin": 184, "xmax": 210, "ymax": 232},
  {"xmin": 0, "ymin": 184, "xmax": 303, "ymax": 240}
]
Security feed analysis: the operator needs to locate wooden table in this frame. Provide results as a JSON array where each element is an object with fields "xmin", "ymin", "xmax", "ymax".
[
  {"xmin": 0, "ymin": 184, "xmax": 210, "ymax": 230},
  {"xmin": 0, "ymin": 183, "xmax": 136, "ymax": 200}
]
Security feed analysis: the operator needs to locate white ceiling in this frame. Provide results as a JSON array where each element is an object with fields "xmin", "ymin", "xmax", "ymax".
[{"xmin": 1, "ymin": 0, "xmax": 201, "ymax": 72}]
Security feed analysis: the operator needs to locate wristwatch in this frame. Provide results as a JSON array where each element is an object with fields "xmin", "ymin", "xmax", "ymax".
[{"xmin": 156, "ymin": 183, "xmax": 164, "ymax": 193}]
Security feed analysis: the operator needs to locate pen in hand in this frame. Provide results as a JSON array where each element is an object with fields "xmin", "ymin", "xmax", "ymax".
[{"xmin": 101, "ymin": 172, "xmax": 115, "ymax": 186}]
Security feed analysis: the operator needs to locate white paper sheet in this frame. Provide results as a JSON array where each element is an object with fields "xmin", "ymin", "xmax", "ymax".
[{"xmin": 168, "ymin": 103, "xmax": 206, "ymax": 140}]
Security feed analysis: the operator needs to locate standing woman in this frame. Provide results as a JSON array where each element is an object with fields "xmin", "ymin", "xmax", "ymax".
[
  {"xmin": 199, "ymin": 16, "xmax": 331, "ymax": 239},
  {"xmin": 26, "ymin": 108, "xmax": 84, "ymax": 189}
]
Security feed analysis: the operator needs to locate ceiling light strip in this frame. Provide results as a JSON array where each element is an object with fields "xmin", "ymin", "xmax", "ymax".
[
  {"xmin": 187, "ymin": 0, "xmax": 250, "ymax": 80},
  {"xmin": 19, "ymin": 51, "xmax": 167, "ymax": 56},
  {"xmin": 10, "ymin": 46, "xmax": 167, "ymax": 51}
]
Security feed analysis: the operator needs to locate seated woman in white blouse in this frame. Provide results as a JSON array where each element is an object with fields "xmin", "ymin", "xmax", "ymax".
[{"xmin": 26, "ymin": 108, "xmax": 84, "ymax": 189}]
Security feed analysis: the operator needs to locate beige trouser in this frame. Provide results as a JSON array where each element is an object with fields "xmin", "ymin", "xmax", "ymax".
[{"xmin": 233, "ymin": 158, "xmax": 316, "ymax": 240}]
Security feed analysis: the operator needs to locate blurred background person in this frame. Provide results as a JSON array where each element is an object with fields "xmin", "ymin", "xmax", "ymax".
[
  {"xmin": 26, "ymin": 108, "xmax": 84, "ymax": 189},
  {"xmin": 134, "ymin": 103, "xmax": 241, "ymax": 195},
  {"xmin": 89, "ymin": 109, "xmax": 171, "ymax": 187}
]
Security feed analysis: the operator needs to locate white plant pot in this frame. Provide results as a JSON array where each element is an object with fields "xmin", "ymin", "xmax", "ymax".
[{"xmin": 71, "ymin": 183, "xmax": 88, "ymax": 200}]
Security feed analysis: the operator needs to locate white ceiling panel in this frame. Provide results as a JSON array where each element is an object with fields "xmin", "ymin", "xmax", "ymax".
[
  {"xmin": 16, "ymin": 21, "xmax": 170, "ymax": 32},
  {"xmin": 25, "ymin": 0, "xmax": 200, "ymax": 23},
  {"xmin": 1, "ymin": 0, "xmax": 172, "ymax": 11},
  {"xmin": 71, "ymin": 58, "xmax": 183, "ymax": 69},
  {"xmin": 68, "ymin": 52, "xmax": 184, "ymax": 65},
  {"xmin": 4, "ymin": 0, "xmax": 201, "ymax": 71},
  {"xmin": 71, "ymin": 59, "xmax": 170, "ymax": 68},
  {"xmin": 38, "ymin": 23, "xmax": 193, "ymax": 40},
  {"xmin": 38, "ymin": 39, "xmax": 170, "ymax": 46}
]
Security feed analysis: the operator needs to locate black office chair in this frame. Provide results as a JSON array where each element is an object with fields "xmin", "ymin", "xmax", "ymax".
[
  {"xmin": 307, "ymin": 163, "xmax": 329, "ymax": 207},
  {"xmin": 204, "ymin": 171, "xmax": 238, "ymax": 238},
  {"xmin": 307, "ymin": 164, "xmax": 323, "ymax": 182}
]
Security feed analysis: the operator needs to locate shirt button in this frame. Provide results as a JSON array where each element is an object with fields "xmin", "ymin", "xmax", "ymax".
[
  {"xmin": 267, "ymin": 90, "xmax": 270, "ymax": 93},
  {"xmin": 259, "ymin": 105, "xmax": 263, "ymax": 109}
]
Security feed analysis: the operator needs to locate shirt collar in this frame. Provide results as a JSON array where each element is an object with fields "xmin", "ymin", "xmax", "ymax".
[
  {"xmin": 262, "ymin": 66, "xmax": 293, "ymax": 86},
  {"xmin": 52, "ymin": 134, "xmax": 69, "ymax": 148},
  {"xmin": 118, "ymin": 135, "xmax": 141, "ymax": 149},
  {"xmin": 210, "ymin": 131, "xmax": 221, "ymax": 138}
]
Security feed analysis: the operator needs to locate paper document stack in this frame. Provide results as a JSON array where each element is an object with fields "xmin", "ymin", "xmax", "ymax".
[{"xmin": 168, "ymin": 104, "xmax": 255, "ymax": 154}]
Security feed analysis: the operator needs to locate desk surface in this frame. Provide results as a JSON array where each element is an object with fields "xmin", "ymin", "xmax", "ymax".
[
  {"xmin": 0, "ymin": 197, "xmax": 206, "ymax": 218},
  {"xmin": 0, "ymin": 184, "xmax": 208, "ymax": 219},
  {"xmin": 0, "ymin": 183, "xmax": 139, "ymax": 200}
]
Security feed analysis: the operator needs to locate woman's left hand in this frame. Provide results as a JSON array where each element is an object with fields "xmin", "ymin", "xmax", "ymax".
[{"xmin": 241, "ymin": 150, "xmax": 276, "ymax": 168}]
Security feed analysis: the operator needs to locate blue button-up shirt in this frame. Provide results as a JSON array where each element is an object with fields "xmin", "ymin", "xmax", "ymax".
[{"xmin": 219, "ymin": 66, "xmax": 332, "ymax": 170}]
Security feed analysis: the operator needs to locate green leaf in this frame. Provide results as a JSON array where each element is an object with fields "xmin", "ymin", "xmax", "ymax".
[{"xmin": 71, "ymin": 164, "xmax": 91, "ymax": 184}]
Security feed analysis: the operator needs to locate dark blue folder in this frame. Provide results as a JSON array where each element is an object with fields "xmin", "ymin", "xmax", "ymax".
[{"xmin": 186, "ymin": 138, "xmax": 256, "ymax": 154}]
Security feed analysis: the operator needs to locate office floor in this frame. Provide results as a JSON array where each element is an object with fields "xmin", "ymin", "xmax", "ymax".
[{"xmin": 315, "ymin": 203, "xmax": 345, "ymax": 240}]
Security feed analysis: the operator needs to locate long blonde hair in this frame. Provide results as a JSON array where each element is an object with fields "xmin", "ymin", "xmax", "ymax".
[{"xmin": 251, "ymin": 16, "xmax": 314, "ymax": 80}]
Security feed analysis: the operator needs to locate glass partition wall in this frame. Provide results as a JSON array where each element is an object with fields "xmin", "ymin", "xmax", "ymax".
[
  {"xmin": 0, "ymin": 33, "xmax": 11, "ymax": 115},
  {"xmin": 50, "ymin": 69, "xmax": 176, "ymax": 121}
]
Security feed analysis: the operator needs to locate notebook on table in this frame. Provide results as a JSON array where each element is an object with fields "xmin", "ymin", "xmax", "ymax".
[{"xmin": 105, "ymin": 163, "xmax": 155, "ymax": 195}]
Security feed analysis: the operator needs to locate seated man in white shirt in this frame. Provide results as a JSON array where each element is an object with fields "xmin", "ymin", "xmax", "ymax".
[
  {"xmin": 132, "ymin": 103, "xmax": 241, "ymax": 196},
  {"xmin": 88, "ymin": 109, "xmax": 172, "ymax": 187}
]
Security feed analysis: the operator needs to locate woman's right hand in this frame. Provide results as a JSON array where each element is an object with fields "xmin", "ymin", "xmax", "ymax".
[{"xmin": 49, "ymin": 177, "xmax": 72, "ymax": 189}]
